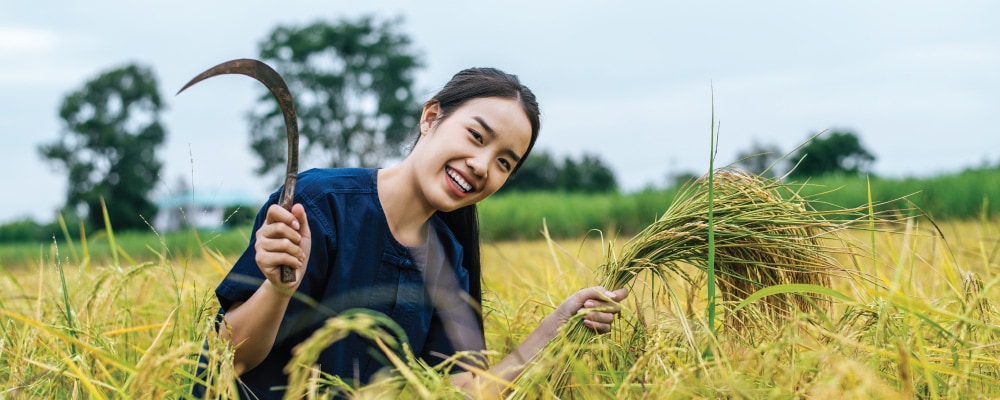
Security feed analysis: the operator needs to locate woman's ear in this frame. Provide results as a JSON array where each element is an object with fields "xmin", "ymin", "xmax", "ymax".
[{"xmin": 420, "ymin": 101, "xmax": 441, "ymax": 135}]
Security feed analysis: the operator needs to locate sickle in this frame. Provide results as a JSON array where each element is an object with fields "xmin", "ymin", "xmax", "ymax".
[{"xmin": 177, "ymin": 58, "xmax": 299, "ymax": 283}]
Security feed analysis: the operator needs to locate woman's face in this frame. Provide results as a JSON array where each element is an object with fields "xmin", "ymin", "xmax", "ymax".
[{"xmin": 411, "ymin": 96, "xmax": 532, "ymax": 212}]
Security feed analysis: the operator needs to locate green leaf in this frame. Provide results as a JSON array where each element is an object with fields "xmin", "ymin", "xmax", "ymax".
[{"xmin": 732, "ymin": 284, "xmax": 854, "ymax": 313}]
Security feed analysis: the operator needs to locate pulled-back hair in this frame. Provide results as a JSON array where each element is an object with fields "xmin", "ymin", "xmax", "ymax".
[{"xmin": 426, "ymin": 67, "xmax": 540, "ymax": 332}]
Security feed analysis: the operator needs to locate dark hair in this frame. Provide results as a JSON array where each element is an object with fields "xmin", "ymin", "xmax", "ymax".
[{"xmin": 427, "ymin": 67, "xmax": 541, "ymax": 332}]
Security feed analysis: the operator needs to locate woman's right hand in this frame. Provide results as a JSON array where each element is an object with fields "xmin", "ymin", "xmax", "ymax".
[
  {"xmin": 550, "ymin": 286, "xmax": 629, "ymax": 334},
  {"xmin": 254, "ymin": 203, "xmax": 312, "ymax": 288}
]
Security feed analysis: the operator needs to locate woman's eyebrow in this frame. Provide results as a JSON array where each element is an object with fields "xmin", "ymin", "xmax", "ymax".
[{"xmin": 474, "ymin": 116, "xmax": 523, "ymax": 163}]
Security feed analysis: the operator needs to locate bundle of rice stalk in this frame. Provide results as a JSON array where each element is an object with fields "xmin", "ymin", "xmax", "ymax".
[
  {"xmin": 601, "ymin": 167, "xmax": 855, "ymax": 330},
  {"xmin": 512, "ymin": 167, "xmax": 865, "ymax": 398}
]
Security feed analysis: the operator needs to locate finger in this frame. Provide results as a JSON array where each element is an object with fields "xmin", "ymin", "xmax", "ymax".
[
  {"xmin": 256, "ymin": 231, "xmax": 302, "ymax": 257},
  {"xmin": 255, "ymin": 228, "xmax": 302, "ymax": 254},
  {"xmin": 257, "ymin": 217, "xmax": 302, "ymax": 244},
  {"xmin": 255, "ymin": 224, "xmax": 304, "ymax": 260},
  {"xmin": 581, "ymin": 298, "xmax": 621, "ymax": 314},
  {"xmin": 583, "ymin": 311, "xmax": 617, "ymax": 325},
  {"xmin": 257, "ymin": 251, "xmax": 303, "ymax": 271},
  {"xmin": 582, "ymin": 319, "xmax": 613, "ymax": 334},
  {"xmin": 256, "ymin": 237, "xmax": 304, "ymax": 260},
  {"xmin": 576, "ymin": 286, "xmax": 611, "ymax": 304},
  {"xmin": 611, "ymin": 287, "xmax": 630, "ymax": 301},
  {"xmin": 264, "ymin": 204, "xmax": 300, "ymax": 230},
  {"xmin": 583, "ymin": 286, "xmax": 627, "ymax": 303},
  {"xmin": 291, "ymin": 204, "xmax": 311, "ymax": 239},
  {"xmin": 594, "ymin": 286, "xmax": 629, "ymax": 301}
]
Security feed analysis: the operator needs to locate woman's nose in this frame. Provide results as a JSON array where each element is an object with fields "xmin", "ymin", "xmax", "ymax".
[{"xmin": 467, "ymin": 154, "xmax": 488, "ymax": 179}]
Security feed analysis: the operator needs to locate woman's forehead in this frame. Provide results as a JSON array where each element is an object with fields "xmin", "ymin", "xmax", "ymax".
[
  {"xmin": 453, "ymin": 97, "xmax": 531, "ymax": 133},
  {"xmin": 452, "ymin": 97, "xmax": 532, "ymax": 149}
]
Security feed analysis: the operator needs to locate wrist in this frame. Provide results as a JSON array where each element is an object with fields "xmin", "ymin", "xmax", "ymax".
[
  {"xmin": 539, "ymin": 313, "xmax": 563, "ymax": 339},
  {"xmin": 261, "ymin": 279, "xmax": 296, "ymax": 300}
]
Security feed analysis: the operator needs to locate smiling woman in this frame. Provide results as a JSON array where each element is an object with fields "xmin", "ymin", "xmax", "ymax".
[{"xmin": 197, "ymin": 67, "xmax": 629, "ymax": 399}]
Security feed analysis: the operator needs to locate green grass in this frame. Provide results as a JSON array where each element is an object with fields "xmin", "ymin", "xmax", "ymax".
[
  {"xmin": 793, "ymin": 167, "xmax": 1000, "ymax": 220},
  {"xmin": 0, "ymin": 226, "xmax": 252, "ymax": 272},
  {"xmin": 477, "ymin": 189, "xmax": 678, "ymax": 241}
]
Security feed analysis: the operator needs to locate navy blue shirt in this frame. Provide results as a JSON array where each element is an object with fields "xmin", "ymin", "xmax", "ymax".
[{"xmin": 215, "ymin": 168, "xmax": 485, "ymax": 398}]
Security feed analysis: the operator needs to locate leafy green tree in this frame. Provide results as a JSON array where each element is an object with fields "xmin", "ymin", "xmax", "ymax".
[
  {"xmin": 249, "ymin": 16, "xmax": 423, "ymax": 176},
  {"xmin": 565, "ymin": 153, "xmax": 617, "ymax": 192},
  {"xmin": 735, "ymin": 140, "xmax": 783, "ymax": 177},
  {"xmin": 788, "ymin": 130, "xmax": 875, "ymax": 178},
  {"xmin": 501, "ymin": 150, "xmax": 617, "ymax": 193},
  {"xmin": 668, "ymin": 171, "xmax": 700, "ymax": 189},
  {"xmin": 558, "ymin": 157, "xmax": 581, "ymax": 192},
  {"xmin": 504, "ymin": 150, "xmax": 559, "ymax": 191},
  {"xmin": 0, "ymin": 218, "xmax": 45, "ymax": 242},
  {"xmin": 38, "ymin": 63, "xmax": 165, "ymax": 230}
]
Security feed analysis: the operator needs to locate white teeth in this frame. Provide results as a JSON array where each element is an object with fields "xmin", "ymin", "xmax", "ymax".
[{"xmin": 447, "ymin": 168, "xmax": 472, "ymax": 192}]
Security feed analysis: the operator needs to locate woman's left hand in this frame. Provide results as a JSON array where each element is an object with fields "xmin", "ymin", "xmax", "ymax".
[
  {"xmin": 457, "ymin": 285, "xmax": 631, "ymax": 395},
  {"xmin": 552, "ymin": 286, "xmax": 630, "ymax": 334}
]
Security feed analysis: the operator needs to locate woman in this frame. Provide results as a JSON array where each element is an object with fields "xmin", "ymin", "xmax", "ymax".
[{"xmin": 212, "ymin": 67, "xmax": 628, "ymax": 398}]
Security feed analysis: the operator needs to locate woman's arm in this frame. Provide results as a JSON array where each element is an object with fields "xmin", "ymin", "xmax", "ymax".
[
  {"xmin": 218, "ymin": 203, "xmax": 312, "ymax": 374},
  {"xmin": 451, "ymin": 286, "xmax": 629, "ymax": 398}
]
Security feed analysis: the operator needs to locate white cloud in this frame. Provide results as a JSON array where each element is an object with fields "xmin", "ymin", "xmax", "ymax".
[
  {"xmin": 0, "ymin": 27, "xmax": 58, "ymax": 55},
  {"xmin": 0, "ymin": 65, "xmax": 92, "ymax": 87},
  {"xmin": 0, "ymin": 27, "xmax": 90, "ymax": 87}
]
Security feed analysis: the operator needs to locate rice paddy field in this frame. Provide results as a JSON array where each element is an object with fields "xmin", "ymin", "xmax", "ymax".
[{"xmin": 2, "ymin": 170, "xmax": 999, "ymax": 399}]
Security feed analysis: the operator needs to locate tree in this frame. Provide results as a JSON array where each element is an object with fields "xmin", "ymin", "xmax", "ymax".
[
  {"xmin": 504, "ymin": 150, "xmax": 559, "ymax": 191},
  {"xmin": 788, "ymin": 130, "xmax": 875, "ymax": 178},
  {"xmin": 249, "ymin": 16, "xmax": 423, "ymax": 176},
  {"xmin": 558, "ymin": 157, "xmax": 581, "ymax": 192},
  {"xmin": 565, "ymin": 153, "xmax": 617, "ymax": 192},
  {"xmin": 667, "ymin": 171, "xmax": 700, "ymax": 189},
  {"xmin": 38, "ymin": 63, "xmax": 165, "ymax": 230},
  {"xmin": 500, "ymin": 150, "xmax": 618, "ymax": 193},
  {"xmin": 734, "ymin": 140, "xmax": 783, "ymax": 178}
]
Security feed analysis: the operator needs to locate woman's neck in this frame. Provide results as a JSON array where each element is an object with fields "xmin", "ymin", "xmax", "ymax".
[{"xmin": 377, "ymin": 165, "xmax": 433, "ymax": 247}]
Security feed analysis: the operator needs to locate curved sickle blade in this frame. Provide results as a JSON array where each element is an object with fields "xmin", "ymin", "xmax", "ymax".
[{"xmin": 177, "ymin": 58, "xmax": 299, "ymax": 283}]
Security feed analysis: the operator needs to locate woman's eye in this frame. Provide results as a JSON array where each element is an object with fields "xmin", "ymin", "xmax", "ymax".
[
  {"xmin": 499, "ymin": 159, "xmax": 511, "ymax": 171},
  {"xmin": 469, "ymin": 130, "xmax": 483, "ymax": 144}
]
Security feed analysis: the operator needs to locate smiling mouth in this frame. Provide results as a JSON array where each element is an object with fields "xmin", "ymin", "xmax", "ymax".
[{"xmin": 446, "ymin": 167, "xmax": 473, "ymax": 193}]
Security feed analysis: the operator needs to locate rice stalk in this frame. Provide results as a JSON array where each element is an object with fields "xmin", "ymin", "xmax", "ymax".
[
  {"xmin": 52, "ymin": 237, "xmax": 78, "ymax": 358},
  {"xmin": 706, "ymin": 99, "xmax": 719, "ymax": 337},
  {"xmin": 100, "ymin": 197, "xmax": 120, "ymax": 268},
  {"xmin": 56, "ymin": 212, "xmax": 79, "ymax": 266}
]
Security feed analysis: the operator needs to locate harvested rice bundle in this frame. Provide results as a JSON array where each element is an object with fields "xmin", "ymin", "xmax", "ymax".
[{"xmin": 601, "ymin": 167, "xmax": 851, "ymax": 329}]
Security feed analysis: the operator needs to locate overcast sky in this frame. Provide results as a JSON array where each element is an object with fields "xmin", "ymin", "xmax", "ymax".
[{"xmin": 2, "ymin": 1, "xmax": 998, "ymax": 224}]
